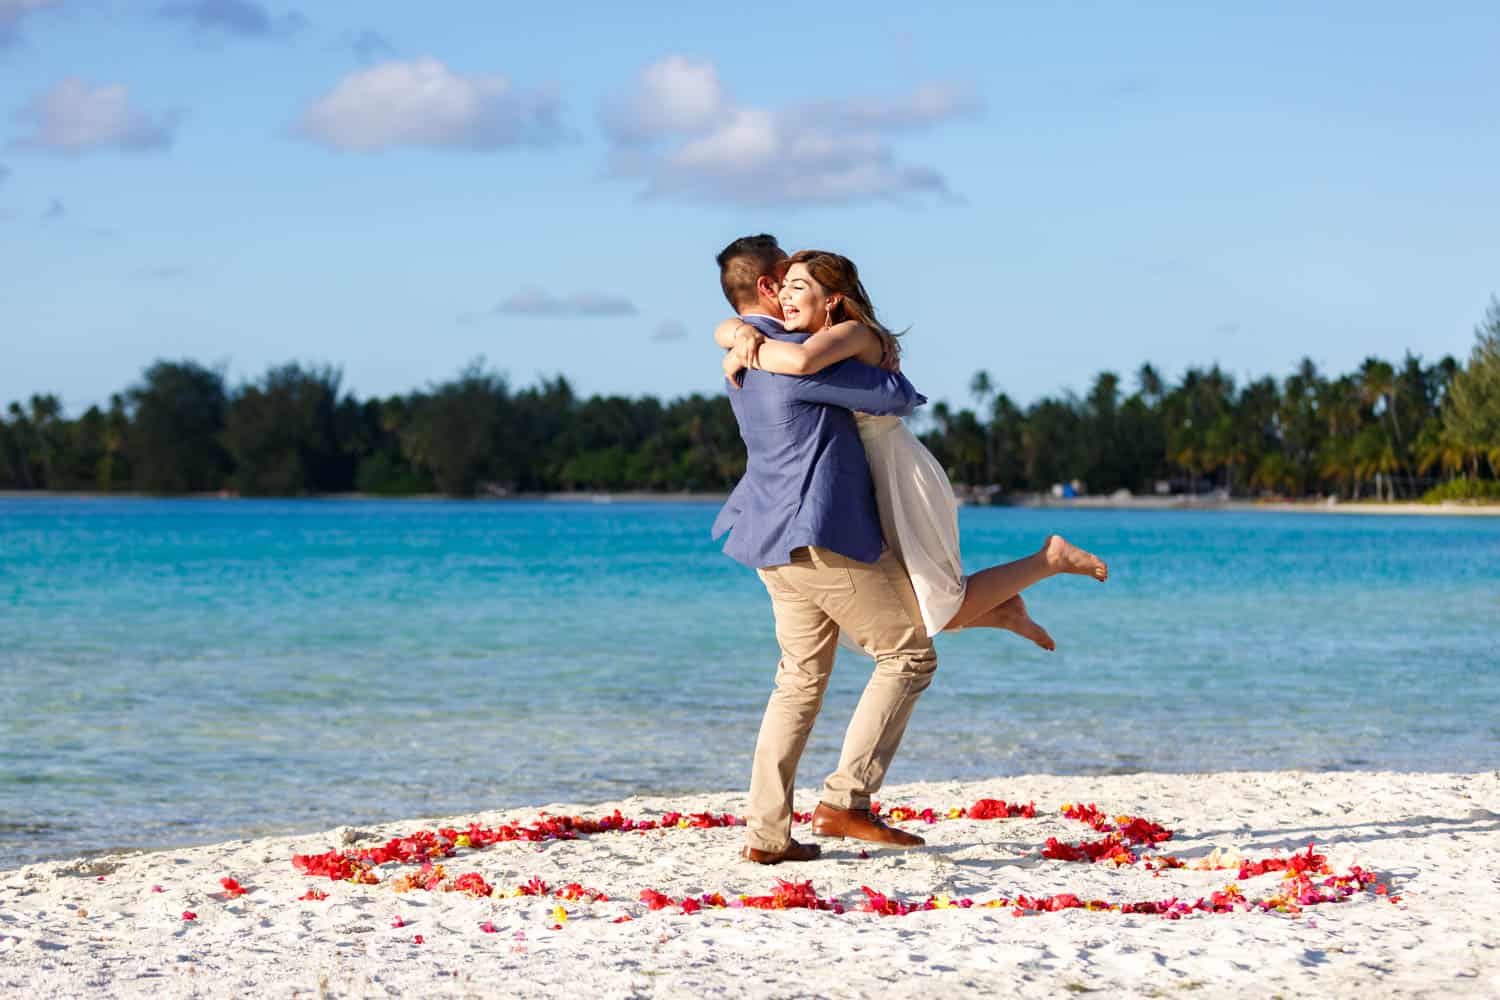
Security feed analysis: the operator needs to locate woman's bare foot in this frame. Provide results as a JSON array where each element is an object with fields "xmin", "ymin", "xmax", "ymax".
[
  {"xmin": 1042, "ymin": 534, "xmax": 1108, "ymax": 582},
  {"xmin": 986, "ymin": 595, "xmax": 1056, "ymax": 651}
]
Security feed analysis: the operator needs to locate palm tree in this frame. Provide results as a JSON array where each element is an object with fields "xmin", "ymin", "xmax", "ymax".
[
  {"xmin": 5, "ymin": 402, "xmax": 35, "ymax": 488},
  {"xmin": 1353, "ymin": 425, "xmax": 1398, "ymax": 501},
  {"xmin": 987, "ymin": 392, "xmax": 1024, "ymax": 489},
  {"xmin": 1359, "ymin": 357, "xmax": 1408, "ymax": 496},
  {"xmin": 1441, "ymin": 298, "xmax": 1500, "ymax": 479},
  {"xmin": 969, "ymin": 370, "xmax": 994, "ymax": 411},
  {"xmin": 969, "ymin": 371, "xmax": 994, "ymax": 482},
  {"xmin": 1233, "ymin": 376, "xmax": 1280, "ymax": 495},
  {"xmin": 27, "ymin": 394, "xmax": 62, "ymax": 488},
  {"xmin": 1202, "ymin": 413, "xmax": 1243, "ymax": 492},
  {"xmin": 1318, "ymin": 436, "xmax": 1356, "ymax": 499},
  {"xmin": 1279, "ymin": 359, "xmax": 1325, "ymax": 495},
  {"xmin": 1414, "ymin": 416, "xmax": 1463, "ymax": 482},
  {"xmin": 1136, "ymin": 363, "xmax": 1164, "ymax": 404},
  {"xmin": 97, "ymin": 393, "xmax": 130, "ymax": 491},
  {"xmin": 1168, "ymin": 421, "xmax": 1204, "ymax": 494},
  {"xmin": 1317, "ymin": 375, "xmax": 1366, "ymax": 495},
  {"xmin": 1251, "ymin": 450, "xmax": 1295, "ymax": 496}
]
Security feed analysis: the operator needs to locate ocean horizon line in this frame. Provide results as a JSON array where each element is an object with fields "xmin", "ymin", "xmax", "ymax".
[{"xmin": 3, "ymin": 489, "xmax": 1499, "ymax": 516}]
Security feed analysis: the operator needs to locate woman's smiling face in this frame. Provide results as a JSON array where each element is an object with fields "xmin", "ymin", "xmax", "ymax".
[{"xmin": 778, "ymin": 262, "xmax": 839, "ymax": 332}]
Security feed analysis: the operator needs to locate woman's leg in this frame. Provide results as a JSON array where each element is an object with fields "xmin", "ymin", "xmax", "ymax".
[
  {"xmin": 964, "ymin": 594, "xmax": 1056, "ymax": 651},
  {"xmin": 943, "ymin": 534, "xmax": 1107, "ymax": 633}
]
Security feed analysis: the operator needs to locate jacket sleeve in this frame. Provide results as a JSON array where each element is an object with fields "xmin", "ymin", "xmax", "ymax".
[{"xmin": 783, "ymin": 360, "xmax": 926, "ymax": 416}]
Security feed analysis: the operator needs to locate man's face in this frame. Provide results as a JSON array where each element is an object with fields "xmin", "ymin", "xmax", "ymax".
[{"xmin": 759, "ymin": 257, "xmax": 788, "ymax": 320}]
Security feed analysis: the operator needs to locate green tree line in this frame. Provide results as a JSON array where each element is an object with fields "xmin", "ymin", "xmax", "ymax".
[{"xmin": 4, "ymin": 301, "xmax": 1499, "ymax": 501}]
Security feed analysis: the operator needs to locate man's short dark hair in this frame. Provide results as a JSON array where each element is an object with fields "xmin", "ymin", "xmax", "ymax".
[{"xmin": 715, "ymin": 234, "xmax": 785, "ymax": 312}]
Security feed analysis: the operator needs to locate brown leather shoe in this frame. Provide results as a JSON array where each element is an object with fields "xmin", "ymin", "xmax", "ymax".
[
  {"xmin": 811, "ymin": 803, "xmax": 925, "ymax": 847},
  {"xmin": 740, "ymin": 839, "xmax": 822, "ymax": 865}
]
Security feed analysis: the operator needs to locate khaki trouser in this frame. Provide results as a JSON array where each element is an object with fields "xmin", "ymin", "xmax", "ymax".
[{"xmin": 746, "ymin": 545, "xmax": 938, "ymax": 853}]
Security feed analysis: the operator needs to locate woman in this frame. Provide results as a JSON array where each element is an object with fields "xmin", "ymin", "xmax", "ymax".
[{"xmin": 715, "ymin": 249, "xmax": 1107, "ymax": 652}]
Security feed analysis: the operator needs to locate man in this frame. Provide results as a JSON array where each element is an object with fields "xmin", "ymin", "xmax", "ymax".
[{"xmin": 711, "ymin": 234, "xmax": 939, "ymax": 864}]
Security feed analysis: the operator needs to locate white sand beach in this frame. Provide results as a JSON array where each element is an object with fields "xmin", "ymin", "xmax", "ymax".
[{"xmin": 3, "ymin": 770, "xmax": 1497, "ymax": 998}]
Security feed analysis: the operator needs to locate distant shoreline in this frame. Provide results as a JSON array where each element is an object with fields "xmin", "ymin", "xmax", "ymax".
[
  {"xmin": 1010, "ymin": 495, "xmax": 1500, "ymax": 517},
  {"xmin": 3, "ymin": 489, "xmax": 1498, "ymax": 516},
  {"xmin": 0, "ymin": 490, "xmax": 734, "ymax": 503}
]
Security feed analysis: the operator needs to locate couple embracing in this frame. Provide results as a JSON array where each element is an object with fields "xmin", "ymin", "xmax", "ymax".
[{"xmin": 709, "ymin": 234, "xmax": 1109, "ymax": 864}]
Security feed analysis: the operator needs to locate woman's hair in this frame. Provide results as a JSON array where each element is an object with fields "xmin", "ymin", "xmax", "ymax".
[{"xmin": 777, "ymin": 249, "xmax": 904, "ymax": 358}]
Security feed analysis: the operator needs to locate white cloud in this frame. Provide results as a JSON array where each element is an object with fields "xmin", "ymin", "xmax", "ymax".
[
  {"xmin": 602, "ymin": 55, "xmax": 975, "ymax": 206},
  {"xmin": 9, "ymin": 78, "xmax": 180, "ymax": 154},
  {"xmin": 671, "ymin": 108, "xmax": 777, "ymax": 171},
  {"xmin": 295, "ymin": 58, "xmax": 561, "ymax": 152},
  {"xmin": 799, "ymin": 82, "xmax": 982, "ymax": 132},
  {"xmin": 601, "ymin": 55, "xmax": 727, "ymax": 142},
  {"xmin": 0, "ymin": 0, "xmax": 61, "ymax": 47},
  {"xmin": 497, "ymin": 287, "xmax": 637, "ymax": 317},
  {"xmin": 642, "ymin": 102, "xmax": 949, "ymax": 205}
]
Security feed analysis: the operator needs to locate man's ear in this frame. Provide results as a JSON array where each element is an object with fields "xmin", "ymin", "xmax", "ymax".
[{"xmin": 756, "ymin": 275, "xmax": 780, "ymax": 301}]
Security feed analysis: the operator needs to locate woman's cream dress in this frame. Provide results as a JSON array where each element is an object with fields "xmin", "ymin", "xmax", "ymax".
[{"xmin": 844, "ymin": 412, "xmax": 966, "ymax": 646}]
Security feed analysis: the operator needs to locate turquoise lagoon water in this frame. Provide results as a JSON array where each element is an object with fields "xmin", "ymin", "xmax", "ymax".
[{"xmin": 1, "ymin": 498, "xmax": 1497, "ymax": 869}]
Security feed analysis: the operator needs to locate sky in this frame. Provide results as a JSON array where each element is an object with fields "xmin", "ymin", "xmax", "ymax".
[{"xmin": 2, "ymin": 0, "xmax": 1498, "ymax": 416}]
